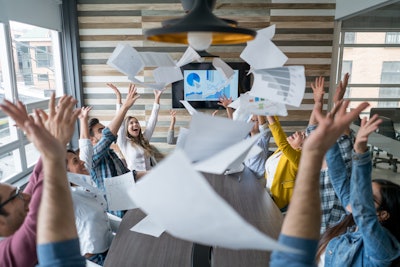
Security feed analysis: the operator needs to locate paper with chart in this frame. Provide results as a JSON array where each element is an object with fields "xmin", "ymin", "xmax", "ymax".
[
  {"xmin": 129, "ymin": 150, "xmax": 294, "ymax": 251},
  {"xmin": 130, "ymin": 216, "xmax": 165, "ymax": 237},
  {"xmin": 240, "ymin": 25, "xmax": 288, "ymax": 70},
  {"xmin": 107, "ymin": 43, "xmax": 144, "ymax": 78},
  {"xmin": 194, "ymin": 133, "xmax": 261, "ymax": 174},
  {"xmin": 183, "ymin": 113, "xmax": 253, "ymax": 162},
  {"xmin": 104, "ymin": 172, "xmax": 138, "ymax": 211},
  {"xmin": 239, "ymin": 93, "xmax": 288, "ymax": 116},
  {"xmin": 153, "ymin": 66, "xmax": 183, "ymax": 85},
  {"xmin": 212, "ymin": 58, "xmax": 235, "ymax": 80},
  {"xmin": 250, "ymin": 66, "xmax": 305, "ymax": 107}
]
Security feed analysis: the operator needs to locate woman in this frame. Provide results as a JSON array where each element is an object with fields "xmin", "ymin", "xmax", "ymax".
[
  {"xmin": 108, "ymin": 83, "xmax": 162, "ymax": 171},
  {"xmin": 317, "ymin": 114, "xmax": 400, "ymax": 266},
  {"xmin": 264, "ymin": 115, "xmax": 305, "ymax": 210}
]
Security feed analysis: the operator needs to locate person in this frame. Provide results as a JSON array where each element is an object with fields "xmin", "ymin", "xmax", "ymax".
[
  {"xmin": 307, "ymin": 74, "xmax": 355, "ymax": 233},
  {"xmin": 108, "ymin": 83, "xmax": 162, "ymax": 171},
  {"xmin": 270, "ymin": 99, "xmax": 369, "ymax": 266},
  {"xmin": 167, "ymin": 109, "xmax": 178, "ymax": 145},
  {"xmin": 244, "ymin": 115, "xmax": 272, "ymax": 177},
  {"xmin": 217, "ymin": 95, "xmax": 234, "ymax": 119},
  {"xmin": 264, "ymin": 115, "xmax": 305, "ymax": 210},
  {"xmin": 0, "ymin": 94, "xmax": 86, "ymax": 267},
  {"xmin": 88, "ymin": 84, "xmax": 140, "ymax": 217},
  {"xmin": 316, "ymin": 113, "xmax": 400, "ymax": 266}
]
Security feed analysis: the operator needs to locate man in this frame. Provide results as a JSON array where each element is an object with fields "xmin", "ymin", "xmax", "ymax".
[
  {"xmin": 88, "ymin": 84, "xmax": 140, "ymax": 217},
  {"xmin": 0, "ymin": 94, "xmax": 82, "ymax": 267}
]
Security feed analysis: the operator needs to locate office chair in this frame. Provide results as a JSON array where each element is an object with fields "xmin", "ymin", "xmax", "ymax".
[{"xmin": 372, "ymin": 116, "xmax": 399, "ymax": 172}]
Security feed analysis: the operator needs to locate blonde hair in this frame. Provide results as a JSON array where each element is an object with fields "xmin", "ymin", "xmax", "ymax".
[{"xmin": 124, "ymin": 116, "xmax": 154, "ymax": 157}]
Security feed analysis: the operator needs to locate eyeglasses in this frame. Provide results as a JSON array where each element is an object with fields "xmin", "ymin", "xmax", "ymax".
[{"xmin": 0, "ymin": 187, "xmax": 23, "ymax": 210}]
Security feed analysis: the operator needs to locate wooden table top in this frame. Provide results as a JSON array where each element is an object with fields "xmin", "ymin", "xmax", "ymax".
[{"xmin": 104, "ymin": 167, "xmax": 283, "ymax": 267}]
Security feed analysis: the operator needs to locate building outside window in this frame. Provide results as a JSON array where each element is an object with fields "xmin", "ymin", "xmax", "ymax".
[{"xmin": 385, "ymin": 32, "xmax": 400, "ymax": 44}]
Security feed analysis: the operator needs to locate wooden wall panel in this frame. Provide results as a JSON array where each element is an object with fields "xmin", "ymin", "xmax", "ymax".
[{"xmin": 77, "ymin": 0, "xmax": 336, "ymax": 158}]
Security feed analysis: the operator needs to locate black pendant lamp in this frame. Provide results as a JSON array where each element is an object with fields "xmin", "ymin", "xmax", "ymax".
[{"xmin": 145, "ymin": 0, "xmax": 257, "ymax": 51}]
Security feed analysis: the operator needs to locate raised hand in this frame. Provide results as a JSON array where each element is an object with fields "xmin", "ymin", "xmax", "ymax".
[
  {"xmin": 122, "ymin": 84, "xmax": 140, "ymax": 108},
  {"xmin": 354, "ymin": 114, "xmax": 381, "ymax": 153},
  {"xmin": 333, "ymin": 73, "xmax": 350, "ymax": 105},
  {"xmin": 79, "ymin": 106, "xmax": 92, "ymax": 120},
  {"xmin": 0, "ymin": 99, "xmax": 32, "ymax": 129},
  {"xmin": 154, "ymin": 89, "xmax": 163, "ymax": 104},
  {"xmin": 169, "ymin": 109, "xmax": 176, "ymax": 123},
  {"xmin": 107, "ymin": 83, "xmax": 122, "ymax": 104},
  {"xmin": 310, "ymin": 76, "xmax": 325, "ymax": 104},
  {"xmin": 217, "ymin": 95, "xmax": 232, "ymax": 108}
]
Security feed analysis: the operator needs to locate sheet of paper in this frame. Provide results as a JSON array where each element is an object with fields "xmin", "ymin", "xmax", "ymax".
[
  {"xmin": 86, "ymin": 260, "xmax": 102, "ymax": 267},
  {"xmin": 232, "ymin": 105, "xmax": 252, "ymax": 122},
  {"xmin": 250, "ymin": 66, "xmax": 305, "ymax": 107},
  {"xmin": 153, "ymin": 66, "xmax": 183, "ymax": 85},
  {"xmin": 176, "ymin": 46, "xmax": 201, "ymax": 67},
  {"xmin": 183, "ymin": 113, "xmax": 253, "ymax": 162},
  {"xmin": 194, "ymin": 134, "xmax": 261, "ymax": 174},
  {"xmin": 239, "ymin": 93, "xmax": 288, "ymax": 116},
  {"xmin": 107, "ymin": 43, "xmax": 144, "ymax": 77},
  {"xmin": 139, "ymin": 52, "xmax": 176, "ymax": 67},
  {"xmin": 128, "ymin": 76, "xmax": 167, "ymax": 90},
  {"xmin": 179, "ymin": 100, "xmax": 198, "ymax": 115},
  {"xmin": 130, "ymin": 150, "xmax": 293, "ymax": 251},
  {"xmin": 130, "ymin": 216, "xmax": 165, "ymax": 237},
  {"xmin": 212, "ymin": 58, "xmax": 235, "ymax": 80},
  {"xmin": 176, "ymin": 127, "xmax": 189, "ymax": 149},
  {"xmin": 240, "ymin": 25, "xmax": 288, "ymax": 70},
  {"xmin": 104, "ymin": 172, "xmax": 138, "ymax": 211},
  {"xmin": 67, "ymin": 172, "xmax": 98, "ymax": 190}
]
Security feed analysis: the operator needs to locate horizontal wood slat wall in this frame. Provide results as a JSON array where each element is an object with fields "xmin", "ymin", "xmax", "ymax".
[{"xmin": 77, "ymin": 0, "xmax": 336, "ymax": 157}]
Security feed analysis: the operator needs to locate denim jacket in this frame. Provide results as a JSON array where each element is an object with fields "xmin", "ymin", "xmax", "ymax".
[{"xmin": 325, "ymin": 143, "xmax": 400, "ymax": 266}]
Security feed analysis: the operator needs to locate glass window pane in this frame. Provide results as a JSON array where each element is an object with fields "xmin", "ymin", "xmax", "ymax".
[
  {"xmin": 0, "ymin": 149, "xmax": 22, "ymax": 182},
  {"xmin": 25, "ymin": 143, "xmax": 40, "ymax": 168},
  {"xmin": 10, "ymin": 21, "xmax": 63, "ymax": 104}
]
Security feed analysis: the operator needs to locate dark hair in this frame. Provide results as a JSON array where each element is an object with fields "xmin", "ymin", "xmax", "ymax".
[
  {"xmin": 124, "ymin": 116, "xmax": 154, "ymax": 157},
  {"xmin": 88, "ymin": 118, "xmax": 100, "ymax": 137}
]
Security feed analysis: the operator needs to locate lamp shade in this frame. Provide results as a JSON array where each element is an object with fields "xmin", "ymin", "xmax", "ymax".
[{"xmin": 145, "ymin": 0, "xmax": 256, "ymax": 48}]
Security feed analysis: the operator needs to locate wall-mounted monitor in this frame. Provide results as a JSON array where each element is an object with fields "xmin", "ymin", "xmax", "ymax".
[{"xmin": 172, "ymin": 62, "xmax": 251, "ymax": 109}]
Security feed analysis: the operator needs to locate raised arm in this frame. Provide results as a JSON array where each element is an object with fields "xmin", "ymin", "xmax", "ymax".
[
  {"xmin": 78, "ymin": 106, "xmax": 93, "ymax": 170},
  {"xmin": 167, "ymin": 109, "xmax": 177, "ymax": 145},
  {"xmin": 143, "ymin": 89, "xmax": 162, "ymax": 140},
  {"xmin": 217, "ymin": 96, "xmax": 233, "ymax": 119},
  {"xmin": 309, "ymin": 76, "xmax": 325, "ymax": 126}
]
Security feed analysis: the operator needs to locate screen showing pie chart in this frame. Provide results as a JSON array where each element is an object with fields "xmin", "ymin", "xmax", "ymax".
[{"xmin": 186, "ymin": 72, "xmax": 200, "ymax": 86}]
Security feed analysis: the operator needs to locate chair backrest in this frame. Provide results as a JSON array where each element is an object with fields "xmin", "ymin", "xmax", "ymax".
[{"xmin": 377, "ymin": 116, "xmax": 396, "ymax": 139}]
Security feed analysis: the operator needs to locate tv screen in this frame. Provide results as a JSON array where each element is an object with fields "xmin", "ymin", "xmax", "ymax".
[
  {"xmin": 183, "ymin": 69, "xmax": 239, "ymax": 101},
  {"xmin": 172, "ymin": 62, "xmax": 251, "ymax": 109}
]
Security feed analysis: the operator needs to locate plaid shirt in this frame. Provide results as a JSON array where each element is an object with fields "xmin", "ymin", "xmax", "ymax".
[
  {"xmin": 90, "ymin": 127, "xmax": 129, "ymax": 218},
  {"xmin": 306, "ymin": 125, "xmax": 355, "ymax": 234}
]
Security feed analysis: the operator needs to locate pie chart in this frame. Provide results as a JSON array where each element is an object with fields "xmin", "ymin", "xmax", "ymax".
[{"xmin": 187, "ymin": 72, "xmax": 200, "ymax": 87}]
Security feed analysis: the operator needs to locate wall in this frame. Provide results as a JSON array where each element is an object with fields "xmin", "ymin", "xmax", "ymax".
[{"xmin": 76, "ymin": 0, "xmax": 336, "ymax": 157}]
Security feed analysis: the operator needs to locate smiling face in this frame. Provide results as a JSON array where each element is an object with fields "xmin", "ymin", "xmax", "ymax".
[
  {"xmin": 126, "ymin": 117, "xmax": 141, "ymax": 138},
  {"xmin": 287, "ymin": 131, "xmax": 305, "ymax": 150},
  {"xmin": 0, "ymin": 184, "xmax": 31, "ymax": 236},
  {"xmin": 66, "ymin": 151, "xmax": 89, "ymax": 175}
]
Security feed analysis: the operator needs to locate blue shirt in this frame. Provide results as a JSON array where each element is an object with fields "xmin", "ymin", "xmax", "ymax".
[
  {"xmin": 36, "ymin": 238, "xmax": 86, "ymax": 267},
  {"xmin": 325, "ymin": 143, "xmax": 400, "ymax": 266}
]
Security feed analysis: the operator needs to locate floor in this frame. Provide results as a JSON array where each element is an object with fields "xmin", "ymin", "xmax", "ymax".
[{"xmin": 371, "ymin": 152, "xmax": 400, "ymax": 185}]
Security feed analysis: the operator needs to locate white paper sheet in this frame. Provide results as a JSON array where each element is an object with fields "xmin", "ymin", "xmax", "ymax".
[
  {"xmin": 176, "ymin": 127, "xmax": 189, "ymax": 148},
  {"xmin": 240, "ymin": 25, "xmax": 288, "ymax": 70},
  {"xmin": 130, "ymin": 216, "xmax": 165, "ymax": 237},
  {"xmin": 107, "ymin": 43, "xmax": 144, "ymax": 78},
  {"xmin": 104, "ymin": 172, "xmax": 138, "ymax": 211},
  {"xmin": 129, "ymin": 150, "xmax": 293, "ymax": 251},
  {"xmin": 139, "ymin": 52, "xmax": 176, "ymax": 67},
  {"xmin": 128, "ymin": 76, "xmax": 167, "ymax": 91},
  {"xmin": 239, "ymin": 93, "xmax": 288, "ymax": 116},
  {"xmin": 176, "ymin": 46, "xmax": 201, "ymax": 67},
  {"xmin": 212, "ymin": 58, "xmax": 235, "ymax": 80},
  {"xmin": 67, "ymin": 172, "xmax": 98, "ymax": 191},
  {"xmin": 183, "ymin": 113, "xmax": 253, "ymax": 162},
  {"xmin": 153, "ymin": 66, "xmax": 184, "ymax": 85},
  {"xmin": 179, "ymin": 100, "xmax": 198, "ymax": 115},
  {"xmin": 250, "ymin": 66, "xmax": 305, "ymax": 107},
  {"xmin": 194, "ymin": 134, "xmax": 261, "ymax": 174}
]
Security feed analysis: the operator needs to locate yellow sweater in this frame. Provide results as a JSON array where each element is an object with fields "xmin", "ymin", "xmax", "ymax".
[{"xmin": 266, "ymin": 117, "xmax": 302, "ymax": 209}]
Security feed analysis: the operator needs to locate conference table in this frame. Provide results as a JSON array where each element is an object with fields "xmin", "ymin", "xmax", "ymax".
[{"xmin": 104, "ymin": 167, "xmax": 283, "ymax": 267}]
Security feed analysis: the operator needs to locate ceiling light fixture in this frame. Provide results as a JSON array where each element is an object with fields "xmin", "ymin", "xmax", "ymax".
[{"xmin": 145, "ymin": 0, "xmax": 256, "ymax": 51}]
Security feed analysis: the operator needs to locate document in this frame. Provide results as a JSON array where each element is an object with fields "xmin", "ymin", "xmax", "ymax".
[
  {"xmin": 130, "ymin": 150, "xmax": 293, "ymax": 251},
  {"xmin": 212, "ymin": 58, "xmax": 235, "ymax": 80},
  {"xmin": 240, "ymin": 25, "xmax": 288, "ymax": 70},
  {"xmin": 104, "ymin": 172, "xmax": 138, "ymax": 211},
  {"xmin": 250, "ymin": 66, "xmax": 305, "ymax": 107},
  {"xmin": 183, "ymin": 113, "xmax": 253, "ymax": 162},
  {"xmin": 128, "ymin": 76, "xmax": 167, "ymax": 91},
  {"xmin": 176, "ymin": 46, "xmax": 201, "ymax": 67},
  {"xmin": 67, "ymin": 172, "xmax": 98, "ymax": 191},
  {"xmin": 130, "ymin": 216, "xmax": 165, "ymax": 237},
  {"xmin": 179, "ymin": 100, "xmax": 198, "ymax": 115},
  {"xmin": 176, "ymin": 127, "xmax": 189, "ymax": 148},
  {"xmin": 139, "ymin": 52, "xmax": 176, "ymax": 67},
  {"xmin": 194, "ymin": 133, "xmax": 261, "ymax": 174},
  {"xmin": 239, "ymin": 92, "xmax": 288, "ymax": 116},
  {"xmin": 153, "ymin": 66, "xmax": 183, "ymax": 85},
  {"xmin": 107, "ymin": 43, "xmax": 144, "ymax": 78}
]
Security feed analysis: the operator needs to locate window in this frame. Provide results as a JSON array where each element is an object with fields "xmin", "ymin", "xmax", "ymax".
[
  {"xmin": 379, "ymin": 62, "xmax": 400, "ymax": 107},
  {"xmin": 344, "ymin": 32, "xmax": 355, "ymax": 44},
  {"xmin": 0, "ymin": 21, "xmax": 64, "ymax": 183},
  {"xmin": 385, "ymin": 32, "xmax": 400, "ymax": 44}
]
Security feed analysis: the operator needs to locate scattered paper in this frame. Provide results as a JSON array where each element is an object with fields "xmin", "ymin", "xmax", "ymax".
[
  {"xmin": 139, "ymin": 52, "xmax": 176, "ymax": 67},
  {"xmin": 176, "ymin": 46, "xmax": 201, "ymax": 67},
  {"xmin": 240, "ymin": 25, "xmax": 288, "ymax": 70},
  {"xmin": 194, "ymin": 134, "xmax": 261, "ymax": 174},
  {"xmin": 128, "ymin": 76, "xmax": 166, "ymax": 91},
  {"xmin": 183, "ymin": 113, "xmax": 253, "ymax": 162},
  {"xmin": 130, "ymin": 150, "xmax": 293, "ymax": 251},
  {"xmin": 176, "ymin": 127, "xmax": 189, "ymax": 148},
  {"xmin": 107, "ymin": 43, "xmax": 144, "ymax": 78},
  {"xmin": 130, "ymin": 216, "xmax": 165, "ymax": 237},
  {"xmin": 153, "ymin": 66, "xmax": 183, "ymax": 85},
  {"xmin": 239, "ymin": 93, "xmax": 288, "ymax": 116},
  {"xmin": 179, "ymin": 100, "xmax": 198, "ymax": 115},
  {"xmin": 67, "ymin": 172, "xmax": 99, "ymax": 193},
  {"xmin": 250, "ymin": 66, "xmax": 305, "ymax": 107},
  {"xmin": 104, "ymin": 172, "xmax": 138, "ymax": 211},
  {"xmin": 212, "ymin": 58, "xmax": 235, "ymax": 80}
]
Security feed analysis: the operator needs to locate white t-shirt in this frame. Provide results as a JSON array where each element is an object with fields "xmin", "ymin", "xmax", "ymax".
[{"xmin": 265, "ymin": 151, "xmax": 282, "ymax": 190}]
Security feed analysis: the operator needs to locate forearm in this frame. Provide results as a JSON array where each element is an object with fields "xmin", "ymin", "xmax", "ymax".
[
  {"xmin": 79, "ymin": 118, "xmax": 89, "ymax": 139},
  {"xmin": 226, "ymin": 107, "xmax": 233, "ymax": 119},
  {"xmin": 281, "ymin": 150, "xmax": 322, "ymax": 240},
  {"xmin": 37, "ymin": 156, "xmax": 77, "ymax": 244},
  {"xmin": 109, "ymin": 104, "xmax": 130, "ymax": 136}
]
